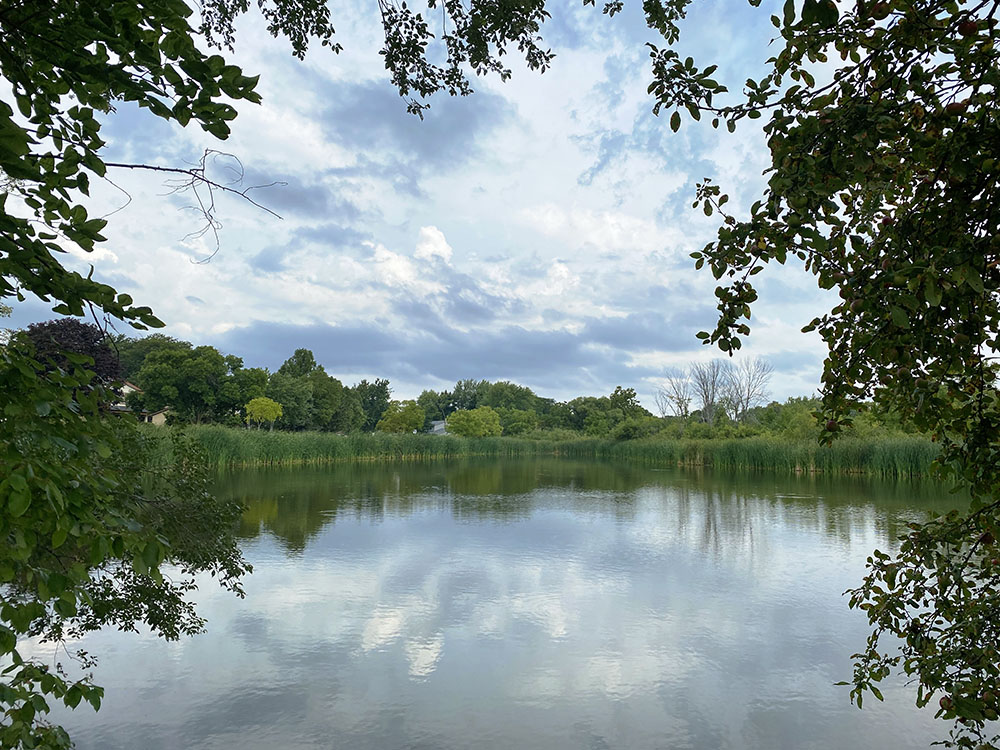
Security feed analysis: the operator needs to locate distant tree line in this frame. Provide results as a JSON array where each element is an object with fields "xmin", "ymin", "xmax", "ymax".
[
  {"xmin": 110, "ymin": 333, "xmax": 392, "ymax": 432},
  {"xmin": 105, "ymin": 327, "xmax": 664, "ymax": 437},
  {"xmin": 10, "ymin": 320, "xmax": 918, "ymax": 441}
]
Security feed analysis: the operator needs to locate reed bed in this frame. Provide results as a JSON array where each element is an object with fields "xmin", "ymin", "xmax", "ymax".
[
  {"xmin": 149, "ymin": 424, "xmax": 555, "ymax": 467},
  {"xmin": 145, "ymin": 425, "xmax": 938, "ymax": 478},
  {"xmin": 556, "ymin": 435, "xmax": 939, "ymax": 478}
]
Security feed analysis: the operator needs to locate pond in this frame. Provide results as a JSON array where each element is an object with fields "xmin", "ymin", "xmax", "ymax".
[{"xmin": 43, "ymin": 458, "xmax": 960, "ymax": 749}]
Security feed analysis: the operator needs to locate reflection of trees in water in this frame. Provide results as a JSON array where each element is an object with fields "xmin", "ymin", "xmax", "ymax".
[{"xmin": 221, "ymin": 459, "xmax": 963, "ymax": 553}]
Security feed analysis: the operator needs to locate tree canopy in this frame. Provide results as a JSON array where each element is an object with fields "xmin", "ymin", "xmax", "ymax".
[
  {"xmin": 0, "ymin": 341, "xmax": 249, "ymax": 749},
  {"xmin": 678, "ymin": 3, "xmax": 1000, "ymax": 746},
  {"xmin": 20, "ymin": 319, "xmax": 122, "ymax": 385},
  {"xmin": 0, "ymin": 1, "xmax": 333, "ymax": 745},
  {"xmin": 446, "ymin": 406, "xmax": 503, "ymax": 438},
  {"xmin": 354, "ymin": 379, "xmax": 392, "ymax": 432},
  {"xmin": 245, "ymin": 396, "xmax": 283, "ymax": 429},
  {"xmin": 376, "ymin": 400, "xmax": 426, "ymax": 433}
]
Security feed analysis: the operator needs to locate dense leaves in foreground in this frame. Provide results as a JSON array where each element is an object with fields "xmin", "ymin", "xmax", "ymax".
[
  {"xmin": 0, "ymin": 0, "xmax": 316, "ymax": 741},
  {"xmin": 0, "ymin": 342, "xmax": 249, "ymax": 749},
  {"xmin": 674, "ymin": 1, "xmax": 1000, "ymax": 745}
]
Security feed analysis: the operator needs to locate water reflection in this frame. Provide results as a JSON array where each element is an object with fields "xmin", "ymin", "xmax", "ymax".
[
  {"xmin": 229, "ymin": 458, "xmax": 953, "ymax": 553},
  {"xmin": 46, "ymin": 459, "xmax": 962, "ymax": 750}
]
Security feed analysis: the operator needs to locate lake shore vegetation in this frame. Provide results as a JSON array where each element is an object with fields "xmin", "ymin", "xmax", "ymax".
[
  {"xmin": 100, "ymin": 330, "xmax": 937, "ymax": 478},
  {"xmin": 153, "ymin": 424, "xmax": 938, "ymax": 480}
]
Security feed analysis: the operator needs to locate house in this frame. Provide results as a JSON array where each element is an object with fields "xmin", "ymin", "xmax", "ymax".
[
  {"xmin": 429, "ymin": 420, "xmax": 448, "ymax": 435},
  {"xmin": 111, "ymin": 381, "xmax": 170, "ymax": 425},
  {"xmin": 121, "ymin": 380, "xmax": 143, "ymax": 398},
  {"xmin": 142, "ymin": 408, "xmax": 170, "ymax": 425}
]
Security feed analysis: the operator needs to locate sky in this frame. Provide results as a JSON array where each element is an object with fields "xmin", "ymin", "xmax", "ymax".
[{"xmin": 7, "ymin": 0, "xmax": 835, "ymax": 409}]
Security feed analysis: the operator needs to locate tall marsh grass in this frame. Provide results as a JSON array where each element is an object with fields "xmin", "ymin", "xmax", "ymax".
[
  {"xmin": 554, "ymin": 434, "xmax": 938, "ymax": 479},
  {"xmin": 148, "ymin": 424, "xmax": 555, "ymax": 467},
  {"xmin": 145, "ymin": 425, "xmax": 938, "ymax": 478}
]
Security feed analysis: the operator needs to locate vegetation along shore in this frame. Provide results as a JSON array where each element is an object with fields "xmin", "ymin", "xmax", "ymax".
[{"xmin": 152, "ymin": 424, "xmax": 938, "ymax": 479}]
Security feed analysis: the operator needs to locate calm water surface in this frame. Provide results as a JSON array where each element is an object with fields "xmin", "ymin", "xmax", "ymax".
[{"xmin": 43, "ymin": 459, "xmax": 962, "ymax": 749}]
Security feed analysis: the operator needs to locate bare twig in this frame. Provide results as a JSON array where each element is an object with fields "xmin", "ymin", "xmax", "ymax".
[{"xmin": 104, "ymin": 149, "xmax": 286, "ymax": 263}]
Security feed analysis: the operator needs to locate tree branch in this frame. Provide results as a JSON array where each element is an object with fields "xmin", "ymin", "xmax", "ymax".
[{"xmin": 104, "ymin": 155, "xmax": 285, "ymax": 221}]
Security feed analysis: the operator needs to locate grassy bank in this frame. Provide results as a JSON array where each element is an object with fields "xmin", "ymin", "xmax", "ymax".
[{"xmin": 145, "ymin": 424, "xmax": 939, "ymax": 478}]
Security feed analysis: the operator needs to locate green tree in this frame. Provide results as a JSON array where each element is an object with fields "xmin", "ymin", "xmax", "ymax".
[
  {"xmin": 308, "ymin": 370, "xmax": 346, "ymax": 431},
  {"xmin": 376, "ymin": 400, "xmax": 426, "ymax": 433},
  {"xmin": 496, "ymin": 407, "xmax": 539, "ymax": 436},
  {"xmin": 480, "ymin": 381, "xmax": 540, "ymax": 412},
  {"xmin": 583, "ymin": 410, "xmax": 615, "ymax": 437},
  {"xmin": 20, "ymin": 319, "xmax": 122, "ymax": 385},
  {"xmin": 330, "ymin": 389, "xmax": 365, "ymax": 433},
  {"xmin": 446, "ymin": 406, "xmax": 502, "ymax": 438},
  {"xmin": 245, "ymin": 396, "xmax": 282, "ymax": 430},
  {"xmin": 112, "ymin": 334, "xmax": 191, "ymax": 382},
  {"xmin": 265, "ymin": 371, "xmax": 313, "ymax": 430},
  {"xmin": 278, "ymin": 348, "xmax": 319, "ymax": 379},
  {"xmin": 449, "ymin": 379, "xmax": 489, "ymax": 412},
  {"xmin": 670, "ymin": 2, "xmax": 1000, "ymax": 744},
  {"xmin": 610, "ymin": 416, "xmax": 665, "ymax": 441},
  {"xmin": 134, "ymin": 345, "xmax": 234, "ymax": 423},
  {"xmin": 230, "ymin": 367, "xmax": 269, "ymax": 413},
  {"xmin": 755, "ymin": 397, "xmax": 822, "ymax": 441},
  {"xmin": 416, "ymin": 388, "xmax": 451, "ymax": 430},
  {"xmin": 0, "ymin": 341, "xmax": 249, "ymax": 750},
  {"xmin": 566, "ymin": 393, "xmax": 631, "ymax": 435},
  {"xmin": 274, "ymin": 350, "xmax": 349, "ymax": 430},
  {"xmin": 353, "ymin": 378, "xmax": 392, "ymax": 432},
  {"xmin": 538, "ymin": 400, "xmax": 574, "ymax": 431},
  {"xmin": 608, "ymin": 386, "xmax": 646, "ymax": 419}
]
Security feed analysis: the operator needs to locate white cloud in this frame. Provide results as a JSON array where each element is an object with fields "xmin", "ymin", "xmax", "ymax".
[{"xmin": 413, "ymin": 226, "xmax": 453, "ymax": 263}]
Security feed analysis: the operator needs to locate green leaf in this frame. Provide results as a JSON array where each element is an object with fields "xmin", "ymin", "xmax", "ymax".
[
  {"xmin": 0, "ymin": 626, "xmax": 15, "ymax": 654},
  {"xmin": 966, "ymin": 267, "xmax": 985, "ymax": 294},
  {"xmin": 8, "ymin": 490, "xmax": 30, "ymax": 517},
  {"xmin": 51, "ymin": 527, "xmax": 68, "ymax": 549},
  {"xmin": 924, "ymin": 277, "xmax": 942, "ymax": 306},
  {"xmin": 782, "ymin": 0, "xmax": 795, "ymax": 26},
  {"xmin": 890, "ymin": 306, "xmax": 909, "ymax": 329},
  {"xmin": 64, "ymin": 686, "xmax": 82, "ymax": 709},
  {"xmin": 142, "ymin": 541, "xmax": 161, "ymax": 570},
  {"xmin": 670, "ymin": 111, "xmax": 681, "ymax": 132}
]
